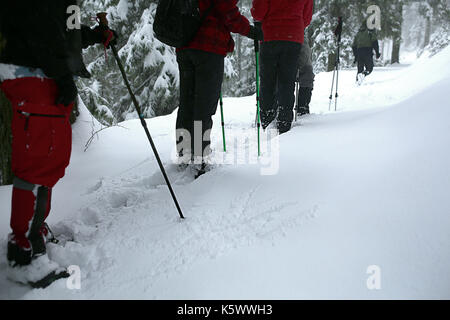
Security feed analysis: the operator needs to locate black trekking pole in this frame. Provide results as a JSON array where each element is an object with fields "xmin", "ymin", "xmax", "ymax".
[
  {"xmin": 328, "ymin": 66, "xmax": 336, "ymax": 111},
  {"xmin": 219, "ymin": 91, "xmax": 226, "ymax": 152},
  {"xmin": 329, "ymin": 17, "xmax": 343, "ymax": 112},
  {"xmin": 97, "ymin": 13, "xmax": 185, "ymax": 220},
  {"xmin": 334, "ymin": 26, "xmax": 342, "ymax": 111},
  {"xmin": 254, "ymin": 37, "xmax": 261, "ymax": 157},
  {"xmin": 294, "ymin": 68, "xmax": 300, "ymax": 122}
]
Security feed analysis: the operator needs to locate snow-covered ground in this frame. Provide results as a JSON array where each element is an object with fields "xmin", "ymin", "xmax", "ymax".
[{"xmin": 1, "ymin": 46, "xmax": 450, "ymax": 299}]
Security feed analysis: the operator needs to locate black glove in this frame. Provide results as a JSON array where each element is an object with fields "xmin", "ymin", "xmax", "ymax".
[
  {"xmin": 247, "ymin": 25, "xmax": 264, "ymax": 41},
  {"xmin": 353, "ymin": 58, "xmax": 357, "ymax": 65},
  {"xmin": 93, "ymin": 25, "xmax": 118, "ymax": 48},
  {"xmin": 376, "ymin": 52, "xmax": 381, "ymax": 59},
  {"xmin": 55, "ymin": 75, "xmax": 78, "ymax": 107}
]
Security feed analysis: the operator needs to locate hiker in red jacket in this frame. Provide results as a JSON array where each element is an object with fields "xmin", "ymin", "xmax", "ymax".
[
  {"xmin": 0, "ymin": 1, "xmax": 115, "ymax": 285},
  {"xmin": 176, "ymin": 0, "xmax": 263, "ymax": 178},
  {"xmin": 252, "ymin": 0, "xmax": 313, "ymax": 134}
]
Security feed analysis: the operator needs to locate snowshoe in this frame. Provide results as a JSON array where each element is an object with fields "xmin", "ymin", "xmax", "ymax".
[
  {"xmin": 190, "ymin": 162, "xmax": 215, "ymax": 179},
  {"xmin": 175, "ymin": 153, "xmax": 193, "ymax": 173},
  {"xmin": 356, "ymin": 73, "xmax": 365, "ymax": 86},
  {"xmin": 7, "ymin": 254, "xmax": 70, "ymax": 289},
  {"xmin": 41, "ymin": 222, "xmax": 60, "ymax": 244},
  {"xmin": 191, "ymin": 163, "xmax": 206, "ymax": 179},
  {"xmin": 42, "ymin": 224, "xmax": 76, "ymax": 247},
  {"xmin": 28, "ymin": 269, "xmax": 70, "ymax": 289},
  {"xmin": 176, "ymin": 162, "xmax": 190, "ymax": 172}
]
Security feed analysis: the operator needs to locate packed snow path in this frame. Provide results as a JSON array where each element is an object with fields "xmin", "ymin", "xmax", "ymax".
[{"xmin": 1, "ymin": 47, "xmax": 450, "ymax": 299}]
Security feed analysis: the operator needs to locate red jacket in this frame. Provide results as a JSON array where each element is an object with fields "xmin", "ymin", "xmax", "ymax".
[
  {"xmin": 183, "ymin": 0, "xmax": 251, "ymax": 56},
  {"xmin": 251, "ymin": 0, "xmax": 313, "ymax": 43}
]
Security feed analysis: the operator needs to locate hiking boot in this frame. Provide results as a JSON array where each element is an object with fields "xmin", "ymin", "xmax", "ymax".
[
  {"xmin": 297, "ymin": 106, "xmax": 310, "ymax": 116},
  {"xmin": 190, "ymin": 155, "xmax": 215, "ymax": 179},
  {"xmin": 261, "ymin": 109, "xmax": 277, "ymax": 130},
  {"xmin": 7, "ymin": 230, "xmax": 47, "ymax": 268},
  {"xmin": 277, "ymin": 120, "xmax": 292, "ymax": 135},
  {"xmin": 191, "ymin": 162, "xmax": 214, "ymax": 179},
  {"xmin": 7, "ymin": 234, "xmax": 32, "ymax": 267}
]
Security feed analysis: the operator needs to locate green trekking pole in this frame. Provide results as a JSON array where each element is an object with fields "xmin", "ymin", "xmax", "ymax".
[
  {"xmin": 254, "ymin": 38, "xmax": 261, "ymax": 157},
  {"xmin": 219, "ymin": 92, "xmax": 226, "ymax": 152}
]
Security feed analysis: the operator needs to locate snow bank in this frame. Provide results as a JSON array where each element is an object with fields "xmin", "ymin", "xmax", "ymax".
[{"xmin": 311, "ymin": 45, "xmax": 450, "ymax": 114}]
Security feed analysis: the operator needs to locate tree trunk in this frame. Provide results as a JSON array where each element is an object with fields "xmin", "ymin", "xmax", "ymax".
[
  {"xmin": 0, "ymin": 90, "xmax": 13, "ymax": 185},
  {"xmin": 391, "ymin": 39, "xmax": 401, "ymax": 64},
  {"xmin": 327, "ymin": 53, "xmax": 336, "ymax": 72},
  {"xmin": 70, "ymin": 98, "xmax": 79, "ymax": 125},
  {"xmin": 237, "ymin": 35, "xmax": 242, "ymax": 81},
  {"xmin": 391, "ymin": 2, "xmax": 404, "ymax": 64},
  {"xmin": 423, "ymin": 16, "xmax": 432, "ymax": 48}
]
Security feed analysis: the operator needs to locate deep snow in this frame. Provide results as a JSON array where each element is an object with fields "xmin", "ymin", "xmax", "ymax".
[{"xmin": 1, "ymin": 46, "xmax": 450, "ymax": 299}]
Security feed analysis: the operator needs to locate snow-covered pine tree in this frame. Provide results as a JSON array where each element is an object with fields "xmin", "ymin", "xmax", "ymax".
[
  {"xmin": 78, "ymin": 0, "xmax": 179, "ymax": 124},
  {"xmin": 420, "ymin": 0, "xmax": 450, "ymax": 56},
  {"xmin": 222, "ymin": 0, "xmax": 256, "ymax": 98},
  {"xmin": 307, "ymin": 0, "xmax": 361, "ymax": 73}
]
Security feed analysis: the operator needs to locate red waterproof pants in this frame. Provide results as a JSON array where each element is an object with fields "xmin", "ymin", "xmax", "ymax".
[{"xmin": 1, "ymin": 77, "xmax": 73, "ymax": 248}]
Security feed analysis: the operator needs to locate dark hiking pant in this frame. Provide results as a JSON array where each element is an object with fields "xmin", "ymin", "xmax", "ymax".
[
  {"xmin": 356, "ymin": 47, "xmax": 374, "ymax": 77},
  {"xmin": 260, "ymin": 41, "xmax": 302, "ymax": 134},
  {"xmin": 297, "ymin": 87, "xmax": 312, "ymax": 115},
  {"xmin": 176, "ymin": 49, "xmax": 224, "ymax": 161}
]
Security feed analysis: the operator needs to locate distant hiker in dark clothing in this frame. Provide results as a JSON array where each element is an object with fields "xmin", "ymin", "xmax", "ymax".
[
  {"xmin": 176, "ymin": 0, "xmax": 262, "ymax": 177},
  {"xmin": 0, "ymin": 1, "xmax": 116, "ymax": 286},
  {"xmin": 296, "ymin": 41, "xmax": 315, "ymax": 116},
  {"xmin": 251, "ymin": 0, "xmax": 313, "ymax": 134},
  {"xmin": 352, "ymin": 22, "xmax": 381, "ymax": 83}
]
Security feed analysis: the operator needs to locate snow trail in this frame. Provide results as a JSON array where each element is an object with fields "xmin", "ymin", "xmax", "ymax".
[{"xmin": 1, "ymin": 46, "xmax": 450, "ymax": 299}]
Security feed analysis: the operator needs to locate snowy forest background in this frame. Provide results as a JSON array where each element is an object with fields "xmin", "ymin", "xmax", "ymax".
[
  {"xmin": 0, "ymin": 0, "xmax": 449, "ymax": 185},
  {"xmin": 76, "ymin": 0, "xmax": 450, "ymax": 125}
]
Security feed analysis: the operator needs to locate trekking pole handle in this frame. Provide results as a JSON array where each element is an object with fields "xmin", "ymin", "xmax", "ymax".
[{"xmin": 334, "ymin": 17, "xmax": 342, "ymax": 37}]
